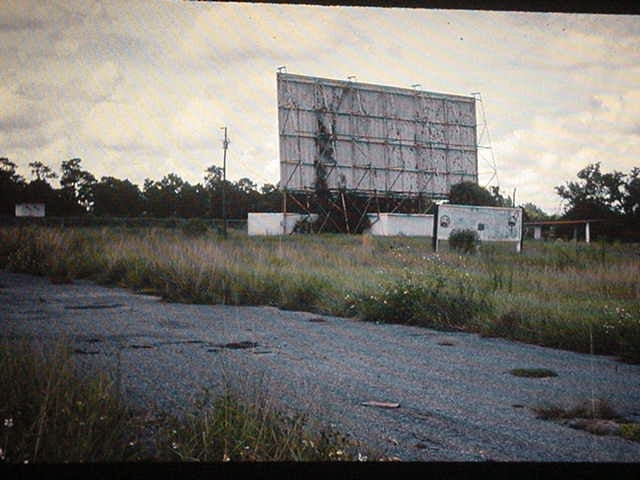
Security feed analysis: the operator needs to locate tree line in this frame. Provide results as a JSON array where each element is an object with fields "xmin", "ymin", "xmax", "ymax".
[
  {"xmin": 0, "ymin": 158, "xmax": 280, "ymax": 218},
  {"xmin": 1, "ymin": 156, "xmax": 638, "ymax": 239}
]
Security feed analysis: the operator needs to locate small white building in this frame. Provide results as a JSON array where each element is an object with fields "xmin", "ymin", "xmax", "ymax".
[
  {"xmin": 366, "ymin": 213, "xmax": 434, "ymax": 237},
  {"xmin": 434, "ymin": 204, "xmax": 523, "ymax": 252},
  {"xmin": 15, "ymin": 203, "xmax": 45, "ymax": 217},
  {"xmin": 248, "ymin": 212, "xmax": 318, "ymax": 236}
]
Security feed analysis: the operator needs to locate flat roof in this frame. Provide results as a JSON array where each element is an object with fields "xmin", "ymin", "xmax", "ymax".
[{"xmin": 525, "ymin": 219, "xmax": 605, "ymax": 226}]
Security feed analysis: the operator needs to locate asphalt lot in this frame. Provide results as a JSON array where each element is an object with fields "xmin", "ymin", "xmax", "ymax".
[{"xmin": 1, "ymin": 271, "xmax": 639, "ymax": 461}]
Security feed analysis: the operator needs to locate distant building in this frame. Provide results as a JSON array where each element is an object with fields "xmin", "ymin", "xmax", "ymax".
[{"xmin": 15, "ymin": 203, "xmax": 45, "ymax": 217}]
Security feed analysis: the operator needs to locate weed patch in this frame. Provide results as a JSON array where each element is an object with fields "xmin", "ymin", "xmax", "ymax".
[
  {"xmin": 0, "ymin": 341, "xmax": 149, "ymax": 463},
  {"xmin": 534, "ymin": 399, "xmax": 621, "ymax": 421},
  {"xmin": 449, "ymin": 229, "xmax": 479, "ymax": 254},
  {"xmin": 532, "ymin": 399, "xmax": 640, "ymax": 442},
  {"xmin": 620, "ymin": 423, "xmax": 640, "ymax": 442},
  {"xmin": 0, "ymin": 341, "xmax": 376, "ymax": 463},
  {"xmin": 349, "ymin": 274, "xmax": 492, "ymax": 330},
  {"xmin": 156, "ymin": 391, "xmax": 366, "ymax": 462}
]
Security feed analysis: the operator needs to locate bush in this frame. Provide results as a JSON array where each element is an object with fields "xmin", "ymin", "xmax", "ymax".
[
  {"xmin": 181, "ymin": 218, "xmax": 210, "ymax": 237},
  {"xmin": 348, "ymin": 274, "xmax": 492, "ymax": 330},
  {"xmin": 449, "ymin": 228, "xmax": 479, "ymax": 254}
]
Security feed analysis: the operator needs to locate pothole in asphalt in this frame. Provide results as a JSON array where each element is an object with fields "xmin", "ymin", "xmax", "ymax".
[
  {"xmin": 509, "ymin": 368, "xmax": 558, "ymax": 378},
  {"xmin": 309, "ymin": 317, "xmax": 328, "ymax": 323},
  {"xmin": 65, "ymin": 303, "xmax": 124, "ymax": 310}
]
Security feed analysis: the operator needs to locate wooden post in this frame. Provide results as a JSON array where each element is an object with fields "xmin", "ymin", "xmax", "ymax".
[
  {"xmin": 585, "ymin": 221, "xmax": 591, "ymax": 244},
  {"xmin": 534, "ymin": 225, "xmax": 542, "ymax": 240},
  {"xmin": 432, "ymin": 204, "xmax": 439, "ymax": 252},
  {"xmin": 221, "ymin": 127, "xmax": 229, "ymax": 239},
  {"xmin": 282, "ymin": 189, "xmax": 287, "ymax": 235}
]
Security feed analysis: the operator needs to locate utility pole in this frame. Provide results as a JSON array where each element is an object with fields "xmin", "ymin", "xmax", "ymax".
[{"xmin": 221, "ymin": 126, "xmax": 229, "ymax": 239}]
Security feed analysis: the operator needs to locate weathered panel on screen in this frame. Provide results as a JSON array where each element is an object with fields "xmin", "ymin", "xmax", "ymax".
[
  {"xmin": 277, "ymin": 73, "xmax": 478, "ymax": 198},
  {"xmin": 436, "ymin": 204, "xmax": 522, "ymax": 242}
]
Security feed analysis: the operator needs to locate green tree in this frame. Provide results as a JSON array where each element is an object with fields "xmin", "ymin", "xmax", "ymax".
[
  {"xmin": 0, "ymin": 158, "xmax": 26, "ymax": 215},
  {"xmin": 60, "ymin": 158, "xmax": 96, "ymax": 213},
  {"xmin": 622, "ymin": 167, "xmax": 640, "ymax": 219},
  {"xmin": 28, "ymin": 161, "xmax": 57, "ymax": 182},
  {"xmin": 92, "ymin": 177, "xmax": 144, "ymax": 216},
  {"xmin": 448, "ymin": 181, "xmax": 497, "ymax": 206},
  {"xmin": 555, "ymin": 163, "xmax": 625, "ymax": 219},
  {"xmin": 521, "ymin": 202, "xmax": 551, "ymax": 222},
  {"xmin": 555, "ymin": 163, "xmax": 640, "ymax": 241},
  {"xmin": 60, "ymin": 158, "xmax": 96, "ymax": 211}
]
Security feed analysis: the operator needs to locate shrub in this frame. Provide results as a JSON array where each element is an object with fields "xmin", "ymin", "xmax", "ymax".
[
  {"xmin": 181, "ymin": 218, "xmax": 210, "ymax": 237},
  {"xmin": 293, "ymin": 216, "xmax": 314, "ymax": 234},
  {"xmin": 349, "ymin": 275, "xmax": 492, "ymax": 330},
  {"xmin": 449, "ymin": 228, "xmax": 479, "ymax": 254}
]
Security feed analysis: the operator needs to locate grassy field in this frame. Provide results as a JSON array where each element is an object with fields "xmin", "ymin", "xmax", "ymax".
[{"xmin": 0, "ymin": 225, "xmax": 639, "ymax": 363}]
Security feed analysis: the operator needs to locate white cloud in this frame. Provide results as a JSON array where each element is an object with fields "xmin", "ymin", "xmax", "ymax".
[
  {"xmin": 0, "ymin": 2, "xmax": 638, "ymax": 214},
  {"xmin": 493, "ymin": 88, "xmax": 640, "ymax": 212}
]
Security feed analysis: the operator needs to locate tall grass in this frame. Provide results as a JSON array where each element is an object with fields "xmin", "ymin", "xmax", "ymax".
[
  {"xmin": 0, "ymin": 341, "xmax": 147, "ymax": 463},
  {"xmin": 0, "ymin": 225, "xmax": 638, "ymax": 362},
  {"xmin": 0, "ymin": 341, "xmax": 368, "ymax": 463}
]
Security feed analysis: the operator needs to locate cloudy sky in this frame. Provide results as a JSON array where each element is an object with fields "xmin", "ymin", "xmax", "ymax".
[{"xmin": 2, "ymin": 1, "xmax": 639, "ymax": 213}]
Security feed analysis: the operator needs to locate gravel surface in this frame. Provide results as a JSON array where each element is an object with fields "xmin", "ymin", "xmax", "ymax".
[{"xmin": 1, "ymin": 271, "xmax": 639, "ymax": 461}]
